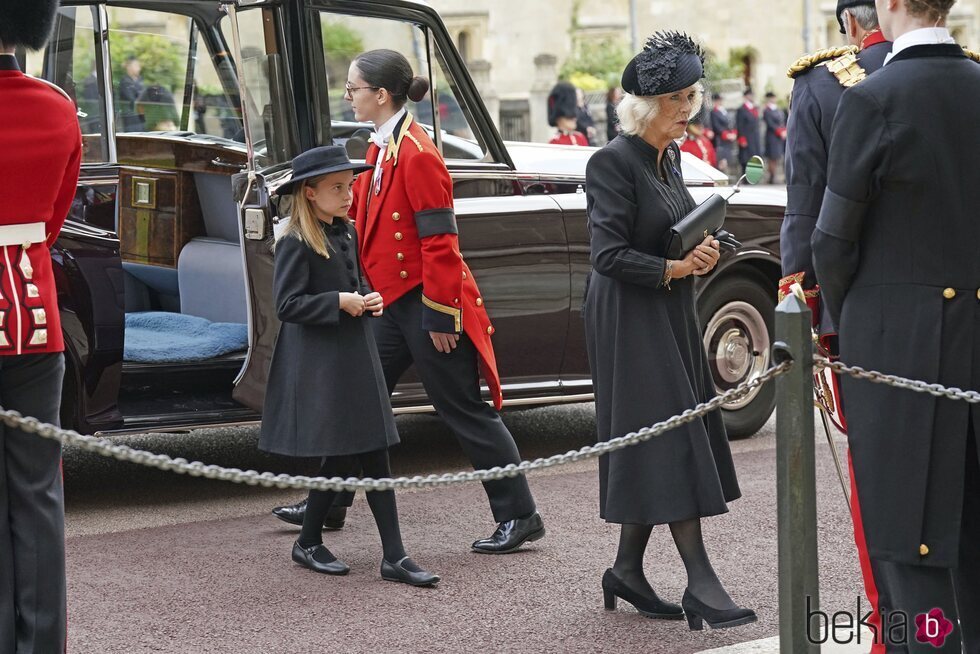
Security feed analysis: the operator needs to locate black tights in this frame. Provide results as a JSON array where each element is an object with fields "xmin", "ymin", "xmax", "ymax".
[
  {"xmin": 612, "ymin": 519, "xmax": 735, "ymax": 609},
  {"xmin": 299, "ymin": 449, "xmax": 406, "ymax": 563}
]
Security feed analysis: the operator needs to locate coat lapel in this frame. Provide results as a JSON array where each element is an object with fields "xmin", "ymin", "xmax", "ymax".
[{"xmin": 362, "ymin": 112, "xmax": 414, "ymax": 248}]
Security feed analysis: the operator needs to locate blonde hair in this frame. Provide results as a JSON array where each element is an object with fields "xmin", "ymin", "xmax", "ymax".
[
  {"xmin": 275, "ymin": 175, "xmax": 343, "ymax": 258},
  {"xmin": 616, "ymin": 83, "xmax": 705, "ymax": 136}
]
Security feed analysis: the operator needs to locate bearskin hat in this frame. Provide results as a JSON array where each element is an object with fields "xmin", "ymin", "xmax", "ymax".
[
  {"xmin": 547, "ymin": 82, "xmax": 578, "ymax": 127},
  {"xmin": 621, "ymin": 31, "xmax": 705, "ymax": 97},
  {"xmin": 0, "ymin": 0, "xmax": 61, "ymax": 50}
]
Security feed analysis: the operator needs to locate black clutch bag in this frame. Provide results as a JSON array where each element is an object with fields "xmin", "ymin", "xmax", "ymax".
[{"xmin": 665, "ymin": 193, "xmax": 741, "ymax": 259}]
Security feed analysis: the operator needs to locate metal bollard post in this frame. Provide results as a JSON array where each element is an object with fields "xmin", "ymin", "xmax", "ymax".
[{"xmin": 774, "ymin": 294, "xmax": 819, "ymax": 653}]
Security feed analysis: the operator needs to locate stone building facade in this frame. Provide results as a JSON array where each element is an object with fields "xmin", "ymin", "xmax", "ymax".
[{"xmin": 432, "ymin": 0, "xmax": 979, "ymax": 140}]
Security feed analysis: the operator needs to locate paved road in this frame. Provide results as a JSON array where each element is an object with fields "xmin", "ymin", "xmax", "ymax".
[{"xmin": 63, "ymin": 405, "xmax": 865, "ymax": 653}]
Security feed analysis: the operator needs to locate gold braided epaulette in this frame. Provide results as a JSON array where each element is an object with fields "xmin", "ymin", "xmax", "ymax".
[
  {"xmin": 965, "ymin": 47, "xmax": 980, "ymax": 63},
  {"xmin": 405, "ymin": 131, "xmax": 424, "ymax": 152},
  {"xmin": 787, "ymin": 46, "xmax": 859, "ymax": 78}
]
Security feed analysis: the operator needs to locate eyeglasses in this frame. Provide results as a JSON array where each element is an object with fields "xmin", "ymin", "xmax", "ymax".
[{"xmin": 344, "ymin": 83, "xmax": 379, "ymax": 98}]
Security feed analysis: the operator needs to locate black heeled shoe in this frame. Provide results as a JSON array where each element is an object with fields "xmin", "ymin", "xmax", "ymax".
[
  {"xmin": 380, "ymin": 557, "xmax": 440, "ymax": 587},
  {"xmin": 291, "ymin": 541, "xmax": 350, "ymax": 576},
  {"xmin": 601, "ymin": 569, "xmax": 684, "ymax": 619},
  {"xmin": 681, "ymin": 589, "xmax": 757, "ymax": 630}
]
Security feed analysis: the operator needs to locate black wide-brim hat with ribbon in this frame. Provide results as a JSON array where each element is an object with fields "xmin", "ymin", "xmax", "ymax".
[
  {"xmin": 622, "ymin": 31, "xmax": 705, "ymax": 97},
  {"xmin": 836, "ymin": 0, "xmax": 876, "ymax": 33},
  {"xmin": 275, "ymin": 145, "xmax": 372, "ymax": 196},
  {"xmin": 0, "ymin": 0, "xmax": 60, "ymax": 50}
]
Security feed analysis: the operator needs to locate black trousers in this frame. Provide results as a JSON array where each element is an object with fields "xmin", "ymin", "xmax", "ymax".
[
  {"xmin": 871, "ymin": 424, "xmax": 980, "ymax": 653},
  {"xmin": 332, "ymin": 287, "xmax": 535, "ymax": 523},
  {"xmin": 0, "ymin": 353, "xmax": 66, "ymax": 654}
]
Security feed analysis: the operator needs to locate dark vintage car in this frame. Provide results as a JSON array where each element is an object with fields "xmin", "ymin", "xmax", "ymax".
[{"xmin": 20, "ymin": 0, "xmax": 784, "ymax": 438}]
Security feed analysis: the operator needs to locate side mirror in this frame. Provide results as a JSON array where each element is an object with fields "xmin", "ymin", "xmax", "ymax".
[
  {"xmin": 744, "ymin": 155, "xmax": 766, "ymax": 185},
  {"xmin": 726, "ymin": 155, "xmax": 767, "ymax": 200}
]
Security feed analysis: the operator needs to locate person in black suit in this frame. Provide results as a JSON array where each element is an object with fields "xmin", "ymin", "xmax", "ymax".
[
  {"xmin": 734, "ymin": 88, "xmax": 762, "ymax": 174},
  {"xmin": 709, "ymin": 92, "xmax": 736, "ymax": 177},
  {"xmin": 779, "ymin": 1, "xmax": 891, "ymax": 644},
  {"xmin": 259, "ymin": 146, "xmax": 438, "ymax": 586},
  {"xmin": 118, "ymin": 55, "xmax": 144, "ymax": 132},
  {"xmin": 781, "ymin": 0, "xmax": 890, "ymax": 337},
  {"xmin": 605, "ymin": 86, "xmax": 622, "ymax": 143},
  {"xmin": 586, "ymin": 31, "xmax": 755, "ymax": 631},
  {"xmin": 762, "ymin": 92, "xmax": 786, "ymax": 182},
  {"xmin": 812, "ymin": 0, "xmax": 980, "ymax": 649}
]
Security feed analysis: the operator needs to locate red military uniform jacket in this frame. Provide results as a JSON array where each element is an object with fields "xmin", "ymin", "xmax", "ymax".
[
  {"xmin": 549, "ymin": 130, "xmax": 589, "ymax": 146},
  {"xmin": 679, "ymin": 133, "xmax": 717, "ymax": 167},
  {"xmin": 350, "ymin": 113, "xmax": 503, "ymax": 409},
  {"xmin": 0, "ymin": 55, "xmax": 82, "ymax": 356}
]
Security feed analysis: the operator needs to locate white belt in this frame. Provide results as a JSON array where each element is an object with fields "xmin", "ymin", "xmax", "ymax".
[{"xmin": 0, "ymin": 222, "xmax": 46, "ymax": 248}]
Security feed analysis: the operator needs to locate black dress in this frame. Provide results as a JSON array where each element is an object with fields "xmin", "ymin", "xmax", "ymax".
[
  {"xmin": 584, "ymin": 135, "xmax": 741, "ymax": 525},
  {"xmin": 258, "ymin": 220, "xmax": 398, "ymax": 458}
]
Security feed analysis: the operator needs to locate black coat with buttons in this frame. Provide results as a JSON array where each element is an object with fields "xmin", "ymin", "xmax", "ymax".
[
  {"xmin": 812, "ymin": 44, "xmax": 980, "ymax": 567},
  {"xmin": 258, "ymin": 220, "xmax": 398, "ymax": 458}
]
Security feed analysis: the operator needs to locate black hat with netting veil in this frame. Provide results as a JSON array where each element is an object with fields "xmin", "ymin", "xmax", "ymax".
[
  {"xmin": 621, "ymin": 31, "xmax": 705, "ymax": 97},
  {"xmin": 0, "ymin": 0, "xmax": 60, "ymax": 49}
]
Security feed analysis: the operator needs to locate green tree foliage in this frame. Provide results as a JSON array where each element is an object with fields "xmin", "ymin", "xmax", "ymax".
[
  {"xmin": 321, "ymin": 21, "xmax": 364, "ymax": 83},
  {"xmin": 74, "ymin": 27, "xmax": 186, "ymax": 93},
  {"xmin": 560, "ymin": 37, "xmax": 630, "ymax": 89},
  {"xmin": 704, "ymin": 51, "xmax": 745, "ymax": 88},
  {"xmin": 559, "ymin": 0, "xmax": 629, "ymax": 89}
]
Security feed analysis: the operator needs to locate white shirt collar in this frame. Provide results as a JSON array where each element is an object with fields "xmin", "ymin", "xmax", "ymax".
[
  {"xmin": 374, "ymin": 108, "xmax": 407, "ymax": 144},
  {"xmin": 884, "ymin": 27, "xmax": 955, "ymax": 65}
]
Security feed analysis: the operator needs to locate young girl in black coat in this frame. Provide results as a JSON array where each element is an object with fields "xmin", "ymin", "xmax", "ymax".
[{"xmin": 258, "ymin": 145, "xmax": 438, "ymax": 586}]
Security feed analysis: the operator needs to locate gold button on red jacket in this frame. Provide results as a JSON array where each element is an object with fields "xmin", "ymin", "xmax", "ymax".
[
  {"xmin": 351, "ymin": 113, "xmax": 503, "ymax": 409},
  {"xmin": 0, "ymin": 56, "xmax": 82, "ymax": 356}
]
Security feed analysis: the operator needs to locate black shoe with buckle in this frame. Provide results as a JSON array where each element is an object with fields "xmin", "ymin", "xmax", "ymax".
[
  {"xmin": 471, "ymin": 512, "xmax": 546, "ymax": 554},
  {"xmin": 272, "ymin": 499, "xmax": 347, "ymax": 530},
  {"xmin": 380, "ymin": 557, "xmax": 440, "ymax": 587},
  {"xmin": 291, "ymin": 541, "xmax": 349, "ymax": 576}
]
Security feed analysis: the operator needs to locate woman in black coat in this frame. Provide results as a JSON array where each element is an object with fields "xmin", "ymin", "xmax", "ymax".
[
  {"xmin": 259, "ymin": 145, "xmax": 438, "ymax": 586},
  {"xmin": 584, "ymin": 32, "xmax": 756, "ymax": 630}
]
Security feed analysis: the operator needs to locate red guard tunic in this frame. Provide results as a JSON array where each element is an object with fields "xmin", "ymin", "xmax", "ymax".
[
  {"xmin": 350, "ymin": 113, "xmax": 503, "ymax": 409},
  {"xmin": 0, "ymin": 56, "xmax": 82, "ymax": 356},
  {"xmin": 549, "ymin": 130, "xmax": 589, "ymax": 146}
]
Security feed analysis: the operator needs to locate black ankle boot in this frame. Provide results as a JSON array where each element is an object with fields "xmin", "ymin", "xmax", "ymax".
[
  {"xmin": 681, "ymin": 589, "xmax": 757, "ymax": 630},
  {"xmin": 601, "ymin": 569, "xmax": 684, "ymax": 619}
]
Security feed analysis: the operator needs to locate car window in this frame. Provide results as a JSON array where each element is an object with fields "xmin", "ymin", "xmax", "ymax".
[
  {"xmin": 316, "ymin": 12, "xmax": 487, "ymax": 162},
  {"xmin": 317, "ymin": 13, "xmax": 427, "ymax": 158},
  {"xmin": 26, "ymin": 6, "xmax": 110, "ymax": 164},
  {"xmin": 105, "ymin": 7, "xmax": 238, "ymax": 140},
  {"xmin": 219, "ymin": 8, "xmax": 296, "ymax": 167},
  {"xmin": 427, "ymin": 43, "xmax": 487, "ymax": 161}
]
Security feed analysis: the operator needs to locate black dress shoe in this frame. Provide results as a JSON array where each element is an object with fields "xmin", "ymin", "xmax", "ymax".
[
  {"xmin": 291, "ymin": 541, "xmax": 350, "ymax": 575},
  {"xmin": 471, "ymin": 512, "xmax": 546, "ymax": 554},
  {"xmin": 272, "ymin": 499, "xmax": 347, "ymax": 530},
  {"xmin": 601, "ymin": 569, "xmax": 684, "ymax": 619},
  {"xmin": 681, "ymin": 589, "xmax": 757, "ymax": 630},
  {"xmin": 380, "ymin": 557, "xmax": 440, "ymax": 587}
]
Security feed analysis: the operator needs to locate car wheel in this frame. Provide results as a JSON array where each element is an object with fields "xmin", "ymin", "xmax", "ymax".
[{"xmin": 698, "ymin": 270, "xmax": 776, "ymax": 438}]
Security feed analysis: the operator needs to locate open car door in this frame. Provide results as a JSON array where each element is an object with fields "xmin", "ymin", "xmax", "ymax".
[{"xmin": 229, "ymin": 3, "xmax": 296, "ymax": 411}]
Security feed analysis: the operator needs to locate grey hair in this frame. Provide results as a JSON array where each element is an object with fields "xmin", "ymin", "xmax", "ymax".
[
  {"xmin": 616, "ymin": 83, "xmax": 704, "ymax": 136},
  {"xmin": 842, "ymin": 5, "xmax": 879, "ymax": 30}
]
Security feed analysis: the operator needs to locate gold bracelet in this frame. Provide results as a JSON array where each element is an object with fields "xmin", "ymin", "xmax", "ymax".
[{"xmin": 662, "ymin": 260, "xmax": 672, "ymax": 290}]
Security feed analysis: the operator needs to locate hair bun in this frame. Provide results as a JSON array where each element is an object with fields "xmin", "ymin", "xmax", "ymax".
[{"xmin": 408, "ymin": 76, "xmax": 430, "ymax": 103}]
